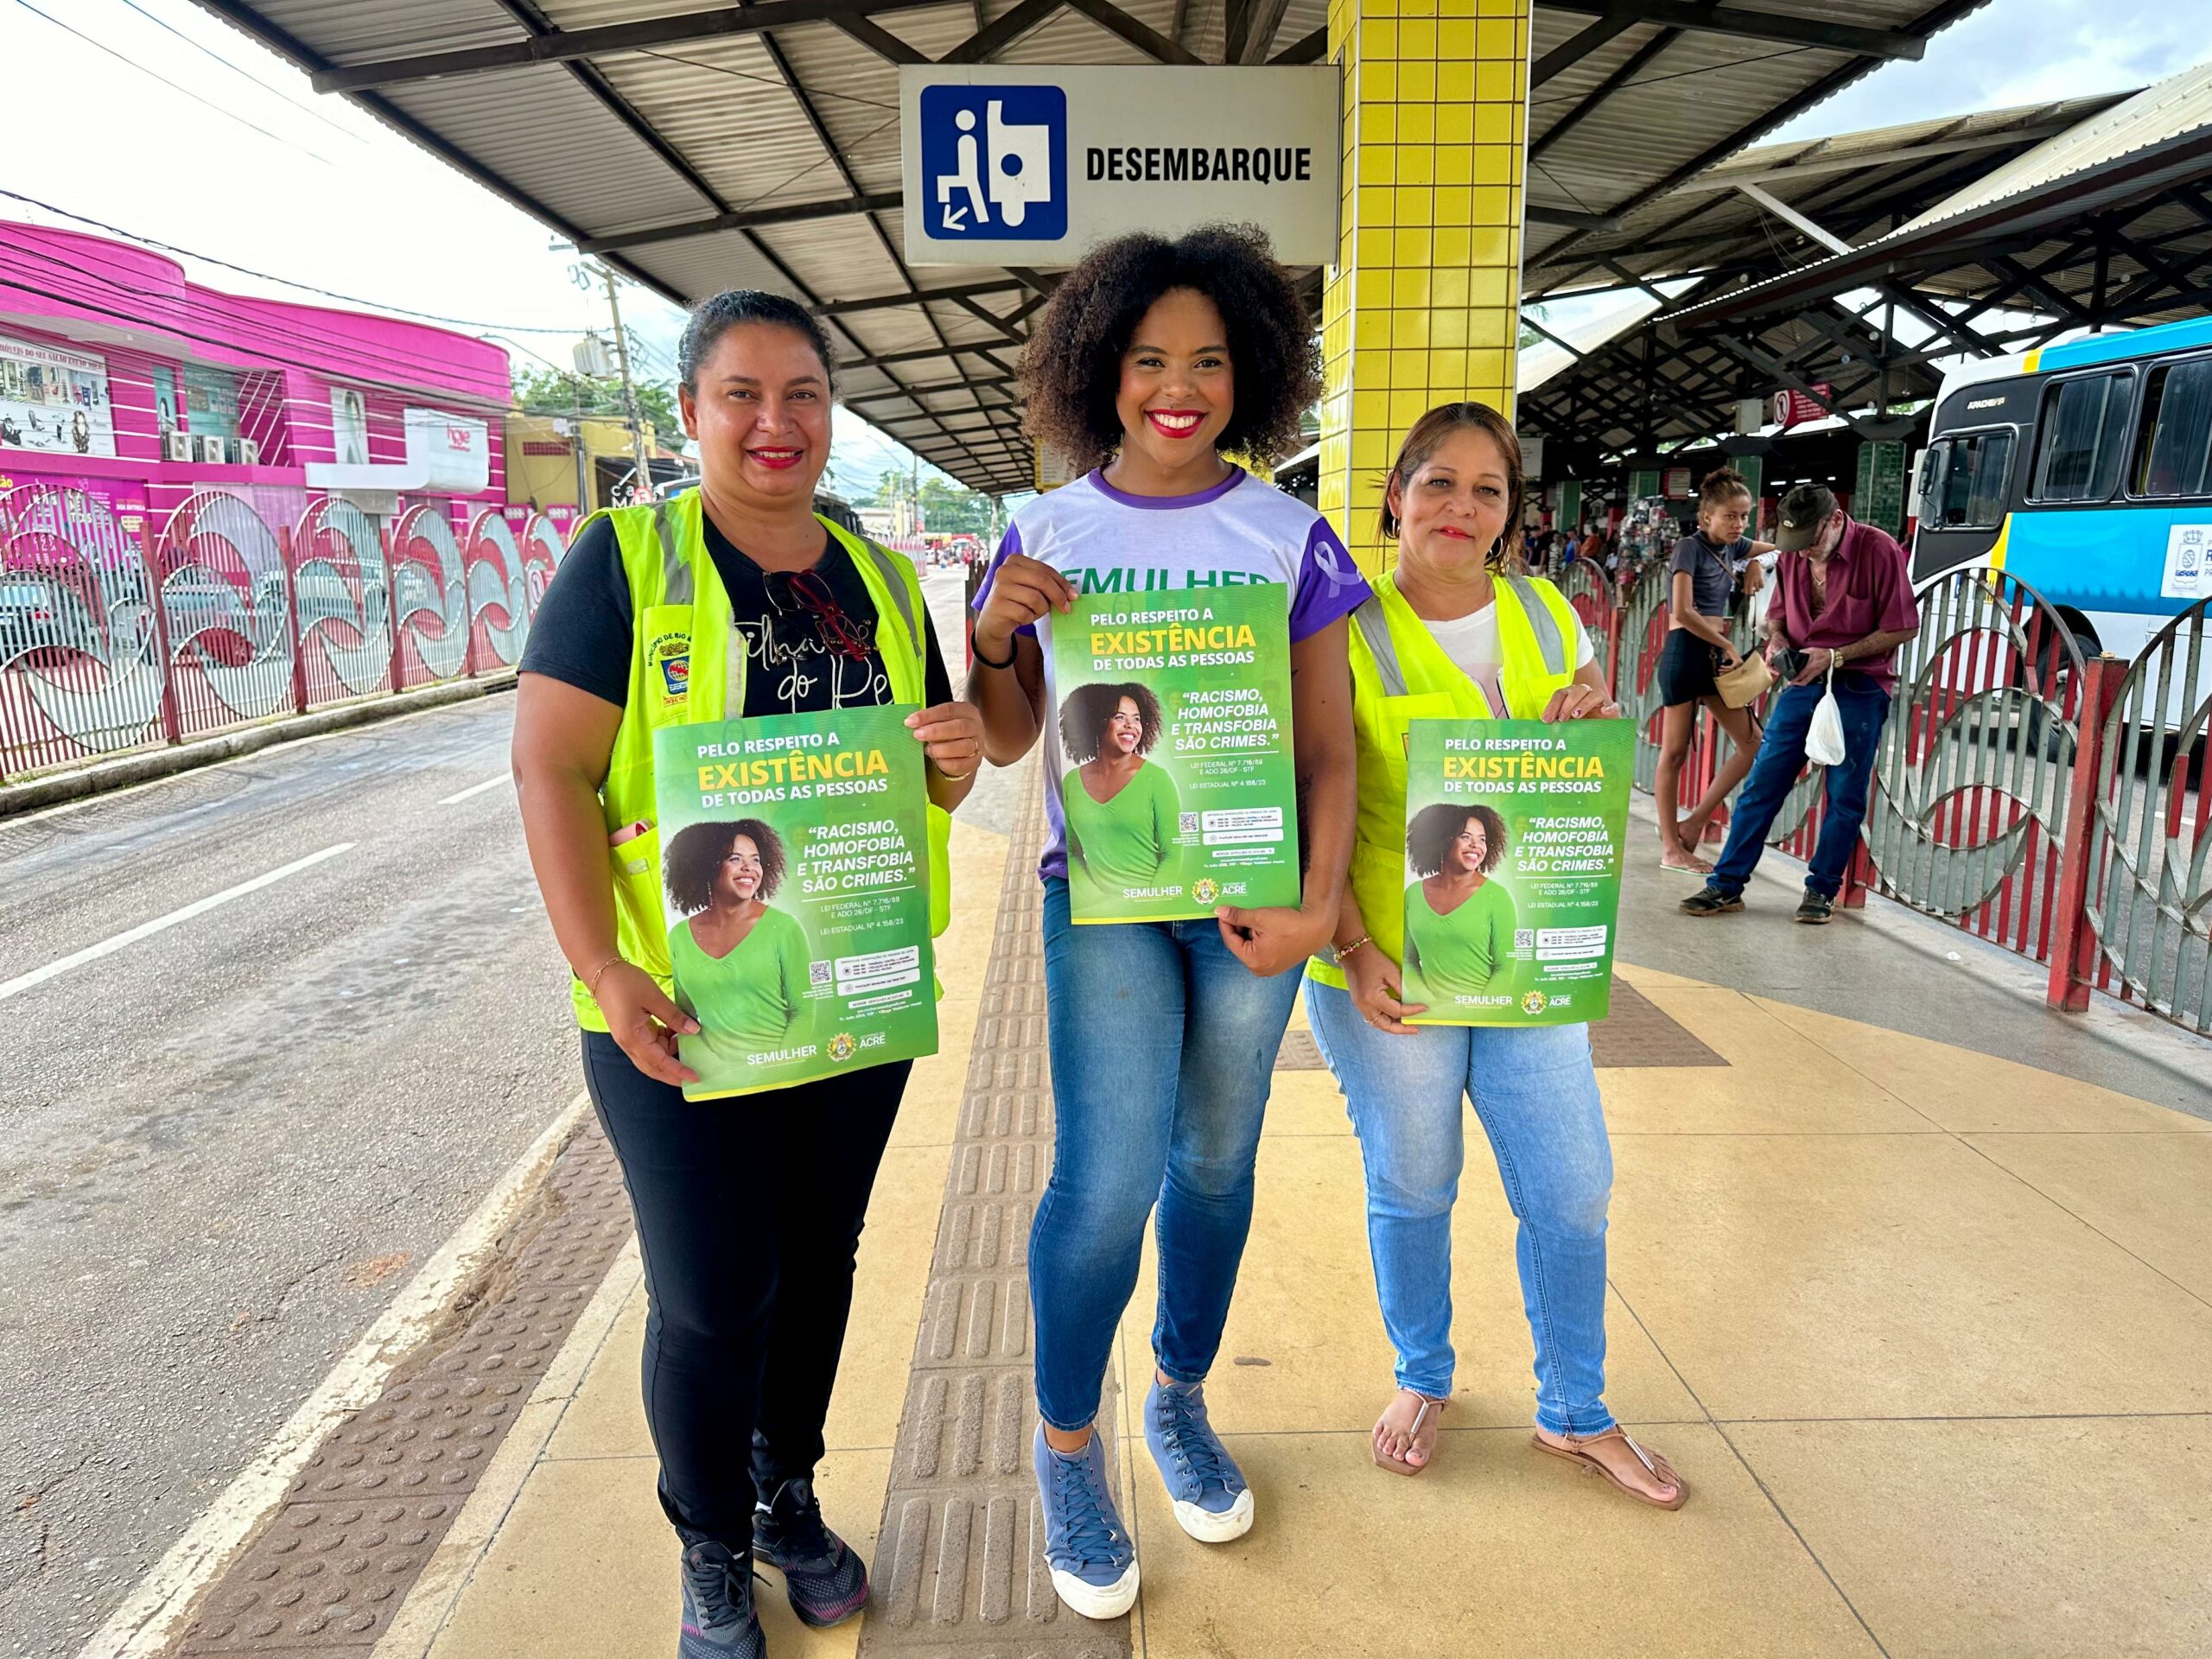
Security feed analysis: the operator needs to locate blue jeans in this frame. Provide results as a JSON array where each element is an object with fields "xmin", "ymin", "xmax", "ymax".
[
  {"xmin": 1305, "ymin": 982, "xmax": 1616, "ymax": 1436},
  {"xmin": 1712, "ymin": 675, "xmax": 1891, "ymax": 899},
  {"xmin": 1028, "ymin": 879, "xmax": 1305, "ymax": 1431}
]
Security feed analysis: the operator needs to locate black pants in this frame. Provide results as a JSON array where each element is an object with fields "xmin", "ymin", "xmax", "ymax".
[{"xmin": 582, "ymin": 1030, "xmax": 906, "ymax": 1550}]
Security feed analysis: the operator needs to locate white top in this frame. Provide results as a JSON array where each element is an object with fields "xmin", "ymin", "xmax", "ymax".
[
  {"xmin": 976, "ymin": 467, "xmax": 1371, "ymax": 880},
  {"xmin": 1423, "ymin": 599, "xmax": 1597, "ymax": 676},
  {"xmin": 1420, "ymin": 598, "xmax": 1596, "ymax": 717}
]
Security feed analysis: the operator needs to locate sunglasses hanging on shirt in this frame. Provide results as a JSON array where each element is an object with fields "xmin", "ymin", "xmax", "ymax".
[{"xmin": 765, "ymin": 568, "xmax": 875, "ymax": 663}]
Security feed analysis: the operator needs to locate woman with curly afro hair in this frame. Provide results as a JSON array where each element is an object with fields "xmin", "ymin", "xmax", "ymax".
[
  {"xmin": 1057, "ymin": 681, "xmax": 1181, "ymax": 908},
  {"xmin": 967, "ymin": 225, "xmax": 1371, "ymax": 1619},
  {"xmin": 660, "ymin": 818, "xmax": 809, "ymax": 1065},
  {"xmin": 1401, "ymin": 801, "xmax": 1516, "ymax": 996}
]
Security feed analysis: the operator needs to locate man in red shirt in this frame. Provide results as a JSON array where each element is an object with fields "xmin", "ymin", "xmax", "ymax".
[{"xmin": 1681, "ymin": 483, "xmax": 1920, "ymax": 925}]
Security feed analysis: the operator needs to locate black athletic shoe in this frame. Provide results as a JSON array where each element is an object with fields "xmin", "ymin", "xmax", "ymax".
[
  {"xmin": 678, "ymin": 1541, "xmax": 766, "ymax": 1659},
  {"xmin": 753, "ymin": 1476, "xmax": 870, "ymax": 1628},
  {"xmin": 1679, "ymin": 885, "xmax": 1745, "ymax": 918},
  {"xmin": 1794, "ymin": 891, "xmax": 1835, "ymax": 925}
]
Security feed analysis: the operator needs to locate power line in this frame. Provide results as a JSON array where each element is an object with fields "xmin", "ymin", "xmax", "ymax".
[
  {"xmin": 10, "ymin": 0, "xmax": 337, "ymax": 165},
  {"xmin": 108, "ymin": 0, "xmax": 369, "ymax": 145},
  {"xmin": 0, "ymin": 188, "xmax": 588, "ymax": 336}
]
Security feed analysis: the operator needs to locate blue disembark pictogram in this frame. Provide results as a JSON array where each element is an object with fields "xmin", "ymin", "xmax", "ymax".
[{"xmin": 918, "ymin": 84, "xmax": 1067, "ymax": 242}]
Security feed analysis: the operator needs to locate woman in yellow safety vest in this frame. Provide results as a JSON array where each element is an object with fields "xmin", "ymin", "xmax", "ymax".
[
  {"xmin": 511, "ymin": 289, "xmax": 982, "ymax": 1659},
  {"xmin": 1303, "ymin": 401, "xmax": 1688, "ymax": 1510}
]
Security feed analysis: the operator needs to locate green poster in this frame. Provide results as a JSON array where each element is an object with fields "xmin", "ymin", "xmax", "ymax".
[
  {"xmin": 1052, "ymin": 584, "xmax": 1301, "ymax": 924},
  {"xmin": 1400, "ymin": 717, "xmax": 1633, "ymax": 1026},
  {"xmin": 652, "ymin": 704, "xmax": 938, "ymax": 1099},
  {"xmin": 1733, "ymin": 453, "xmax": 1764, "ymax": 535},
  {"xmin": 1854, "ymin": 440, "xmax": 1907, "ymax": 537}
]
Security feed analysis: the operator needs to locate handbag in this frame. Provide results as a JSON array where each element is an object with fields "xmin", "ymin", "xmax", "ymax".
[{"xmin": 1714, "ymin": 646, "xmax": 1773, "ymax": 709}]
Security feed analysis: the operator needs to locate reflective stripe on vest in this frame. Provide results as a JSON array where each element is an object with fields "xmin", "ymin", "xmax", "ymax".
[
  {"xmin": 1309, "ymin": 569, "xmax": 1581, "ymax": 991},
  {"xmin": 570, "ymin": 497, "xmax": 948, "ymax": 1031},
  {"xmin": 1355, "ymin": 573, "xmax": 1569, "ymax": 698}
]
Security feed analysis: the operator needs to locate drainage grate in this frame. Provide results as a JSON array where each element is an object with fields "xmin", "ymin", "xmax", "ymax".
[
  {"xmin": 168, "ymin": 1119, "xmax": 632, "ymax": 1658},
  {"xmin": 860, "ymin": 766, "xmax": 1130, "ymax": 1659}
]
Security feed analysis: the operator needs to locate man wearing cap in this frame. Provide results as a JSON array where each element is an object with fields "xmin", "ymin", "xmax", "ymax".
[{"xmin": 1681, "ymin": 484, "xmax": 1920, "ymax": 925}]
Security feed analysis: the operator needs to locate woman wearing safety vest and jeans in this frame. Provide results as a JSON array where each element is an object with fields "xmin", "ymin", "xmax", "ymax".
[
  {"xmin": 1303, "ymin": 402, "xmax": 1688, "ymax": 1509},
  {"xmin": 512, "ymin": 291, "xmax": 982, "ymax": 1659}
]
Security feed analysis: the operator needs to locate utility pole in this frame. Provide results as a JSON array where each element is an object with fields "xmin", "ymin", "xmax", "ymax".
[{"xmin": 600, "ymin": 264, "xmax": 654, "ymax": 501}]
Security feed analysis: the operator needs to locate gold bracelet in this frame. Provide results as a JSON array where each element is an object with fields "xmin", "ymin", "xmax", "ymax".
[
  {"xmin": 1334, "ymin": 935, "xmax": 1373, "ymax": 963},
  {"xmin": 584, "ymin": 955, "xmax": 626, "ymax": 996}
]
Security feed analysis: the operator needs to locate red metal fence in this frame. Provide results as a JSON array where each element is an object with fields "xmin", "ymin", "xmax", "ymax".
[
  {"xmin": 1592, "ymin": 558, "xmax": 2210, "ymax": 1033},
  {"xmin": 1, "ymin": 486, "xmax": 569, "ymax": 782}
]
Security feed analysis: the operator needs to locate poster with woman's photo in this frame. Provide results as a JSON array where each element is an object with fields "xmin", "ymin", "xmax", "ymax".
[
  {"xmin": 0, "ymin": 334, "xmax": 115, "ymax": 457},
  {"xmin": 1401, "ymin": 718, "xmax": 1632, "ymax": 1026},
  {"xmin": 652, "ymin": 704, "xmax": 938, "ymax": 1099},
  {"xmin": 1051, "ymin": 584, "xmax": 1300, "ymax": 924}
]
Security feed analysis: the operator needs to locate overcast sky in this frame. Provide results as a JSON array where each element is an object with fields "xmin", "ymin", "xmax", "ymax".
[{"xmin": 2, "ymin": 0, "xmax": 2205, "ymax": 493}]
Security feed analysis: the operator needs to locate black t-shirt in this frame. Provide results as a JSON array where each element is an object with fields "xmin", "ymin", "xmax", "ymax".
[{"xmin": 520, "ymin": 512, "xmax": 953, "ymax": 716}]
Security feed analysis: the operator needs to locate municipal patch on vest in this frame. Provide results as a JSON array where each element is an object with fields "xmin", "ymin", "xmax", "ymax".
[{"xmin": 650, "ymin": 628, "xmax": 690, "ymax": 709}]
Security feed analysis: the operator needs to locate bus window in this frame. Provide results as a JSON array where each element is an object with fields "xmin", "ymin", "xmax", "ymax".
[
  {"xmin": 2132, "ymin": 358, "xmax": 2212, "ymax": 499},
  {"xmin": 1924, "ymin": 430, "xmax": 2014, "ymax": 529},
  {"xmin": 2030, "ymin": 370, "xmax": 2133, "ymax": 502}
]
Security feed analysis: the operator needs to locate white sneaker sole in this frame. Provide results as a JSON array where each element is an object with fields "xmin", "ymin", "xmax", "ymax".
[
  {"xmin": 1049, "ymin": 1560, "xmax": 1140, "ymax": 1619},
  {"xmin": 1170, "ymin": 1487, "xmax": 1254, "ymax": 1542}
]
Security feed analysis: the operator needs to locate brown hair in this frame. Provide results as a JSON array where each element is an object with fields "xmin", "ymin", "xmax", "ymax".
[
  {"xmin": 1378, "ymin": 401, "xmax": 1524, "ymax": 569},
  {"xmin": 1697, "ymin": 466, "xmax": 1753, "ymax": 508}
]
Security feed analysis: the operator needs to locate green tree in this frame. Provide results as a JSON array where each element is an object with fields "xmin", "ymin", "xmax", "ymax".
[
  {"xmin": 918, "ymin": 475, "xmax": 992, "ymax": 534},
  {"xmin": 511, "ymin": 365, "xmax": 680, "ymax": 440}
]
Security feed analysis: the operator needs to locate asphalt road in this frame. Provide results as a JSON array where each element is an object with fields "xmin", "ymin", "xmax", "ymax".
[
  {"xmin": 0, "ymin": 692, "xmax": 577, "ymax": 1658},
  {"xmin": 0, "ymin": 567, "xmax": 1015, "ymax": 1657}
]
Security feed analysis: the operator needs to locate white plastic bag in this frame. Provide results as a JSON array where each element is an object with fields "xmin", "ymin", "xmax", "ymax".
[{"xmin": 1805, "ymin": 664, "xmax": 1848, "ymax": 767}]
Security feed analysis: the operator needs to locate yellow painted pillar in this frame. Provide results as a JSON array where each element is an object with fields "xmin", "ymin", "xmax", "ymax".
[{"xmin": 1317, "ymin": 0, "xmax": 1530, "ymax": 575}]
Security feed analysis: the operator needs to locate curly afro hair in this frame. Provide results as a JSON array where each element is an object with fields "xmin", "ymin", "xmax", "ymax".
[
  {"xmin": 1406, "ymin": 802, "xmax": 1508, "ymax": 878},
  {"xmin": 663, "ymin": 818, "xmax": 787, "ymax": 914},
  {"xmin": 1020, "ymin": 224, "xmax": 1320, "ymax": 473},
  {"xmin": 1058, "ymin": 681, "xmax": 1164, "ymax": 763}
]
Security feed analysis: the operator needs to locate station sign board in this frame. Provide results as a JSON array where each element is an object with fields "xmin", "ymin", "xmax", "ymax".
[
  {"xmin": 900, "ymin": 66, "xmax": 1340, "ymax": 267},
  {"xmin": 1771, "ymin": 385, "xmax": 1834, "ymax": 429}
]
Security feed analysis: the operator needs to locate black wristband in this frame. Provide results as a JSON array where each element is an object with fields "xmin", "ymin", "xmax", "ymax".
[{"xmin": 971, "ymin": 629, "xmax": 1018, "ymax": 671}]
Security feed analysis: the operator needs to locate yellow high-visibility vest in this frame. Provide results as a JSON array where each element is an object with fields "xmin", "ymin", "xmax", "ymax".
[
  {"xmin": 572, "ymin": 489, "xmax": 952, "ymax": 1030},
  {"xmin": 1307, "ymin": 569, "xmax": 1580, "ymax": 990}
]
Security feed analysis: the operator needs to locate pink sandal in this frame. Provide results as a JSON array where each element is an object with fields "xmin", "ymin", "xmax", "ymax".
[{"xmin": 1532, "ymin": 1426, "xmax": 1688, "ymax": 1510}]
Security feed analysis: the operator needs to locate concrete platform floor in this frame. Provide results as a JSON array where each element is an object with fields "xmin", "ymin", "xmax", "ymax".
[{"xmin": 374, "ymin": 814, "xmax": 2212, "ymax": 1659}]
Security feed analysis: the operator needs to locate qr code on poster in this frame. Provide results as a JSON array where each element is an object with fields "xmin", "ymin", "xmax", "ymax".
[
  {"xmin": 1179, "ymin": 812, "xmax": 1199, "ymax": 834},
  {"xmin": 810, "ymin": 958, "xmax": 833, "ymax": 988},
  {"xmin": 1514, "ymin": 929, "xmax": 1535, "ymax": 950}
]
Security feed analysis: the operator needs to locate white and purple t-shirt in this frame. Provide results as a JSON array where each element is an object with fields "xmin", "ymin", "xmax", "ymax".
[{"xmin": 974, "ymin": 467, "xmax": 1371, "ymax": 881}]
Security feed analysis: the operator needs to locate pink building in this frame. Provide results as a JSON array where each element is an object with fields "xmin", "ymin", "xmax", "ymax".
[{"xmin": 0, "ymin": 219, "xmax": 511, "ymax": 541}]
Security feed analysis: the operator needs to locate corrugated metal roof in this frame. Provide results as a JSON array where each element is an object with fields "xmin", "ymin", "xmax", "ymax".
[
  {"xmin": 1897, "ymin": 58, "xmax": 2212, "ymax": 234},
  {"xmin": 1668, "ymin": 57, "xmax": 2212, "ymax": 329},
  {"xmin": 192, "ymin": 0, "xmax": 1992, "ymax": 492}
]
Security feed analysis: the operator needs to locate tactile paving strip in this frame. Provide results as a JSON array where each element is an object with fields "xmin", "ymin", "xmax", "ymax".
[
  {"xmin": 861, "ymin": 766, "xmax": 1131, "ymax": 1659},
  {"xmin": 1271, "ymin": 982, "xmax": 1726, "ymax": 1069},
  {"xmin": 169, "ymin": 1118, "xmax": 633, "ymax": 1658},
  {"xmin": 1592, "ymin": 979, "xmax": 1728, "ymax": 1068}
]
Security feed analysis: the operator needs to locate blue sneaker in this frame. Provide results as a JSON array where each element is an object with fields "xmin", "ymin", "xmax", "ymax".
[
  {"xmin": 1144, "ymin": 1378, "xmax": 1253, "ymax": 1541},
  {"xmin": 1033, "ymin": 1423, "xmax": 1139, "ymax": 1618}
]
